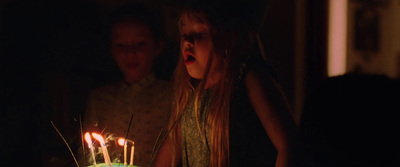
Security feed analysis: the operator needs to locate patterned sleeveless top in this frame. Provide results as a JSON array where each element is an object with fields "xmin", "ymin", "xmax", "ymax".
[
  {"xmin": 180, "ymin": 89, "xmax": 212, "ymax": 167},
  {"xmin": 180, "ymin": 60, "xmax": 278, "ymax": 166}
]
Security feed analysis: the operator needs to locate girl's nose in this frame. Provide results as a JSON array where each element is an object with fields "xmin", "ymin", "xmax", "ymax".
[{"xmin": 182, "ymin": 36, "xmax": 194, "ymax": 47}]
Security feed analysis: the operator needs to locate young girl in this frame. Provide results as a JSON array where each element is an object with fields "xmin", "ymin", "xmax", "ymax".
[{"xmin": 153, "ymin": 2, "xmax": 300, "ymax": 167}]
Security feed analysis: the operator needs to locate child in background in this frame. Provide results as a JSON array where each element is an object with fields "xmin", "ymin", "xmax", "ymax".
[
  {"xmin": 82, "ymin": 3, "xmax": 174, "ymax": 166},
  {"xmin": 152, "ymin": 1, "xmax": 301, "ymax": 167}
]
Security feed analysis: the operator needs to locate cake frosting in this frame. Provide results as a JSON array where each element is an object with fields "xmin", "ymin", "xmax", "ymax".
[{"xmin": 86, "ymin": 163, "xmax": 139, "ymax": 167}]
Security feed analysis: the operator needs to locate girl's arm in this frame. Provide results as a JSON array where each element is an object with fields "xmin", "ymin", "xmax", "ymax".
[
  {"xmin": 245, "ymin": 68, "xmax": 300, "ymax": 167},
  {"xmin": 151, "ymin": 124, "xmax": 182, "ymax": 167}
]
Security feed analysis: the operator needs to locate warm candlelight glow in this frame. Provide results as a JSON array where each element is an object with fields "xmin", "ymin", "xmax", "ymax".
[
  {"xmin": 118, "ymin": 138, "xmax": 125, "ymax": 146},
  {"xmin": 130, "ymin": 141, "xmax": 135, "ymax": 165},
  {"xmin": 92, "ymin": 133, "xmax": 106, "ymax": 146},
  {"xmin": 85, "ymin": 132, "xmax": 93, "ymax": 147},
  {"xmin": 85, "ymin": 132, "xmax": 97, "ymax": 165},
  {"xmin": 118, "ymin": 138, "xmax": 128, "ymax": 166},
  {"xmin": 92, "ymin": 133, "xmax": 112, "ymax": 167}
]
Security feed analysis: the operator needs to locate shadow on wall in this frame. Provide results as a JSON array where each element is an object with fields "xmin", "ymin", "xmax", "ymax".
[{"xmin": 299, "ymin": 72, "xmax": 400, "ymax": 167}]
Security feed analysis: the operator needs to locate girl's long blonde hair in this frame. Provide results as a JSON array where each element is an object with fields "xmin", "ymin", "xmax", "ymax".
[{"xmin": 169, "ymin": 2, "xmax": 264, "ymax": 166}]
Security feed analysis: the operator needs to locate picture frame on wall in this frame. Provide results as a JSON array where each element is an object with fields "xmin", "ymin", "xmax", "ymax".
[{"xmin": 354, "ymin": 7, "xmax": 380, "ymax": 53}]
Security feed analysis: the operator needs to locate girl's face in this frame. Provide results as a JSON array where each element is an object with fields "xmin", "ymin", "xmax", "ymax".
[
  {"xmin": 180, "ymin": 14, "xmax": 221, "ymax": 80},
  {"xmin": 111, "ymin": 21, "xmax": 162, "ymax": 84}
]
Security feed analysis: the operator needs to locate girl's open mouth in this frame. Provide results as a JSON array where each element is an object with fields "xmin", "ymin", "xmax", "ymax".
[
  {"xmin": 185, "ymin": 55, "xmax": 195, "ymax": 63},
  {"xmin": 184, "ymin": 51, "xmax": 196, "ymax": 65}
]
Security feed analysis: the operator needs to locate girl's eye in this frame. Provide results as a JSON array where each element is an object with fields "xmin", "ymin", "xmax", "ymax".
[
  {"xmin": 199, "ymin": 32, "xmax": 208, "ymax": 39},
  {"xmin": 180, "ymin": 32, "xmax": 209, "ymax": 42}
]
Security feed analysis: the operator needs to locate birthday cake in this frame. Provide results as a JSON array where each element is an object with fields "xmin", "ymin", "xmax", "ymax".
[
  {"xmin": 50, "ymin": 121, "xmax": 142, "ymax": 167},
  {"xmin": 83, "ymin": 132, "xmax": 139, "ymax": 167},
  {"xmin": 86, "ymin": 163, "xmax": 139, "ymax": 167}
]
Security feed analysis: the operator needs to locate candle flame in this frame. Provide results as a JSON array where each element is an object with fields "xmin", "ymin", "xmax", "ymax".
[
  {"xmin": 84, "ymin": 132, "xmax": 92, "ymax": 145},
  {"xmin": 92, "ymin": 133, "xmax": 106, "ymax": 146},
  {"xmin": 118, "ymin": 138, "xmax": 126, "ymax": 146}
]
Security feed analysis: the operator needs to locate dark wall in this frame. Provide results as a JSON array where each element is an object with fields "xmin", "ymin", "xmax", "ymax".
[
  {"xmin": 260, "ymin": 0, "xmax": 295, "ymax": 113},
  {"xmin": 0, "ymin": 1, "xmax": 116, "ymax": 166}
]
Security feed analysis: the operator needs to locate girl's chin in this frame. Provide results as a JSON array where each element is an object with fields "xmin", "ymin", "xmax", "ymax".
[
  {"xmin": 187, "ymin": 71, "xmax": 203, "ymax": 80},
  {"xmin": 124, "ymin": 73, "xmax": 147, "ymax": 83}
]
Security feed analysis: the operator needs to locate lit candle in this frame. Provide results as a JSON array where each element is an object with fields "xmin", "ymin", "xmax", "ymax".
[
  {"xmin": 118, "ymin": 138, "xmax": 127, "ymax": 166},
  {"xmin": 92, "ymin": 133, "xmax": 112, "ymax": 167},
  {"xmin": 84, "ymin": 132, "xmax": 97, "ymax": 166},
  {"xmin": 130, "ymin": 141, "xmax": 135, "ymax": 165}
]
